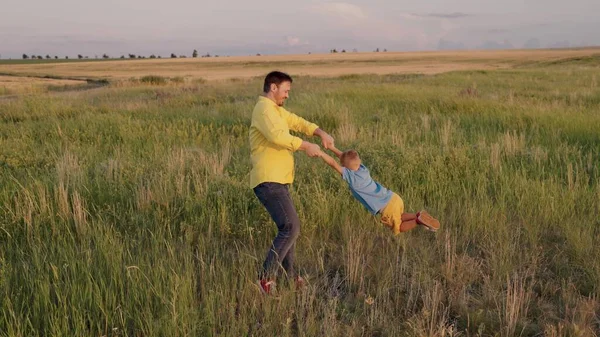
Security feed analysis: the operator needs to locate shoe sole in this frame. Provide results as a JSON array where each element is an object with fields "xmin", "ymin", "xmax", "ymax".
[{"xmin": 418, "ymin": 212, "xmax": 440, "ymax": 232}]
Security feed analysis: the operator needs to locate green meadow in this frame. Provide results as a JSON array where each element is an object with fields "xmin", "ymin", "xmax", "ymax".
[{"xmin": 1, "ymin": 57, "xmax": 599, "ymax": 336}]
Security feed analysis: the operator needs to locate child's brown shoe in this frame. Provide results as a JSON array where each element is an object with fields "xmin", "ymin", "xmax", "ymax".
[{"xmin": 417, "ymin": 211, "xmax": 440, "ymax": 232}]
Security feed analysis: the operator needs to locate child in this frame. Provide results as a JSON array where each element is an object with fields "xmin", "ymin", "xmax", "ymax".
[{"xmin": 318, "ymin": 147, "xmax": 440, "ymax": 234}]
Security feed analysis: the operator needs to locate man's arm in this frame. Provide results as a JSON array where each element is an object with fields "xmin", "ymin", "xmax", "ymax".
[
  {"xmin": 254, "ymin": 109, "xmax": 320, "ymax": 156},
  {"xmin": 282, "ymin": 108, "xmax": 335, "ymax": 149},
  {"xmin": 317, "ymin": 150, "xmax": 343, "ymax": 175}
]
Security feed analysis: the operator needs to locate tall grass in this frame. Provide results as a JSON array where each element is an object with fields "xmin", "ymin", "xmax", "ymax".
[{"xmin": 1, "ymin": 64, "xmax": 599, "ymax": 336}]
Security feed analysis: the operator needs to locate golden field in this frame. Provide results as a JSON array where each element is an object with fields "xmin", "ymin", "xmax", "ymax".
[{"xmin": 1, "ymin": 48, "xmax": 599, "ymax": 84}]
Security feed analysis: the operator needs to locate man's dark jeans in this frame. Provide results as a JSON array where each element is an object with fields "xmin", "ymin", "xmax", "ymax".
[{"xmin": 253, "ymin": 182, "xmax": 301, "ymax": 279}]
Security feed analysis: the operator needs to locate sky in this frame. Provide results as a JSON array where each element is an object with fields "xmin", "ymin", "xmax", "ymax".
[{"xmin": 1, "ymin": 0, "xmax": 599, "ymax": 58}]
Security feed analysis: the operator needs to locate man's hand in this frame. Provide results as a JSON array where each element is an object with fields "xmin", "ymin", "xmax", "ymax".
[
  {"xmin": 300, "ymin": 141, "xmax": 321, "ymax": 157},
  {"xmin": 321, "ymin": 133, "xmax": 334, "ymax": 150},
  {"xmin": 314, "ymin": 128, "xmax": 335, "ymax": 149}
]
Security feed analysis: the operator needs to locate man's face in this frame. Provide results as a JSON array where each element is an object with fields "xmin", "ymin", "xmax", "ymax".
[{"xmin": 272, "ymin": 81, "xmax": 291, "ymax": 106}]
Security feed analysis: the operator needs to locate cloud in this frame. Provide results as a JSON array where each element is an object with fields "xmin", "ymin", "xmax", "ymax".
[
  {"xmin": 523, "ymin": 38, "xmax": 541, "ymax": 49},
  {"xmin": 437, "ymin": 39, "xmax": 467, "ymax": 50},
  {"xmin": 478, "ymin": 39, "xmax": 514, "ymax": 50},
  {"xmin": 286, "ymin": 36, "xmax": 301, "ymax": 46},
  {"xmin": 547, "ymin": 40, "xmax": 570, "ymax": 48},
  {"xmin": 285, "ymin": 36, "xmax": 309, "ymax": 47},
  {"xmin": 306, "ymin": 5, "xmax": 475, "ymax": 52},
  {"xmin": 314, "ymin": 2, "xmax": 367, "ymax": 22},
  {"xmin": 413, "ymin": 12, "xmax": 471, "ymax": 19},
  {"xmin": 487, "ymin": 28, "xmax": 511, "ymax": 34}
]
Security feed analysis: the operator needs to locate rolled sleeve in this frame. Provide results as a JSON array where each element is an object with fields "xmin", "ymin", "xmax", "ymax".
[
  {"xmin": 304, "ymin": 122, "xmax": 319, "ymax": 136},
  {"xmin": 282, "ymin": 108, "xmax": 319, "ymax": 136}
]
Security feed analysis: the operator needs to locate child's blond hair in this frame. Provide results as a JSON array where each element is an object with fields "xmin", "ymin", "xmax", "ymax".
[{"xmin": 341, "ymin": 150, "xmax": 360, "ymax": 167}]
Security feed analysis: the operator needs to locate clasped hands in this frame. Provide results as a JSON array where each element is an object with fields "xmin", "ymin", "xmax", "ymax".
[{"xmin": 302, "ymin": 129, "xmax": 334, "ymax": 157}]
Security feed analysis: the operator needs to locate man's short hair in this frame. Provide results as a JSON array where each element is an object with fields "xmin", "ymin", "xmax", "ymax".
[
  {"xmin": 341, "ymin": 150, "xmax": 359, "ymax": 164},
  {"xmin": 263, "ymin": 71, "xmax": 293, "ymax": 93}
]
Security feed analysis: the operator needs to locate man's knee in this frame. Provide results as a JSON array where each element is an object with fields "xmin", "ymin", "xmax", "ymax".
[
  {"xmin": 281, "ymin": 217, "xmax": 301, "ymax": 239},
  {"xmin": 290, "ymin": 219, "xmax": 300, "ymax": 239}
]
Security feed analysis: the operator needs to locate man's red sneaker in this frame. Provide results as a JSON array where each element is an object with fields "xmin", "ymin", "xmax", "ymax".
[
  {"xmin": 258, "ymin": 279, "xmax": 276, "ymax": 295},
  {"xmin": 295, "ymin": 276, "xmax": 306, "ymax": 290}
]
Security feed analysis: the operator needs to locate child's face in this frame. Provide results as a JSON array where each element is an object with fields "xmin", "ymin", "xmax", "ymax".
[{"xmin": 342, "ymin": 156, "xmax": 361, "ymax": 170}]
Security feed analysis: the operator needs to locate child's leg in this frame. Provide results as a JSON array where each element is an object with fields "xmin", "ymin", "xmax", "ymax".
[
  {"xmin": 401, "ymin": 213, "xmax": 417, "ymax": 222},
  {"xmin": 400, "ymin": 213, "xmax": 417, "ymax": 233},
  {"xmin": 399, "ymin": 219, "xmax": 417, "ymax": 232}
]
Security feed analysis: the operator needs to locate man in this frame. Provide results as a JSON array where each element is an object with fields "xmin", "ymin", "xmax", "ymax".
[{"xmin": 250, "ymin": 71, "xmax": 334, "ymax": 294}]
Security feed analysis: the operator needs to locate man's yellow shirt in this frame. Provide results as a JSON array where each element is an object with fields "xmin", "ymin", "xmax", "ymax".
[{"xmin": 249, "ymin": 96, "xmax": 319, "ymax": 188}]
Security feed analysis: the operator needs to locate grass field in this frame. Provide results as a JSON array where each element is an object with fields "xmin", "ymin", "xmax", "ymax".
[
  {"xmin": 1, "ymin": 49, "xmax": 599, "ymax": 336},
  {"xmin": 0, "ymin": 75, "xmax": 89, "ymax": 96}
]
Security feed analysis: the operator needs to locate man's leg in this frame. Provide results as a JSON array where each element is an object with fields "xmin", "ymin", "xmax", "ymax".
[
  {"xmin": 281, "ymin": 241, "xmax": 296, "ymax": 278},
  {"xmin": 253, "ymin": 183, "xmax": 301, "ymax": 280}
]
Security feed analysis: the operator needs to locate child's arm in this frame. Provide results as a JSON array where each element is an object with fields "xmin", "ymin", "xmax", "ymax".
[
  {"xmin": 318, "ymin": 150, "xmax": 343, "ymax": 176},
  {"xmin": 328, "ymin": 146, "xmax": 344, "ymax": 160}
]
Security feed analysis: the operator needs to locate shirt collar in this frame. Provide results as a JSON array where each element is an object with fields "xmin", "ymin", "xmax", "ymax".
[{"xmin": 258, "ymin": 95, "xmax": 277, "ymax": 107}]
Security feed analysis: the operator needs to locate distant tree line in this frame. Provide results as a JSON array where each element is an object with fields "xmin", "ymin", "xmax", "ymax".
[
  {"xmin": 21, "ymin": 49, "xmax": 223, "ymax": 60},
  {"xmin": 328, "ymin": 48, "xmax": 387, "ymax": 53},
  {"xmin": 16, "ymin": 48, "xmax": 392, "ymax": 60},
  {"xmin": 20, "ymin": 47, "xmax": 390, "ymax": 60}
]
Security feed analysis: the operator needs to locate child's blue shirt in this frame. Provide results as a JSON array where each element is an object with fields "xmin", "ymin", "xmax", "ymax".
[{"xmin": 342, "ymin": 164, "xmax": 393, "ymax": 214}]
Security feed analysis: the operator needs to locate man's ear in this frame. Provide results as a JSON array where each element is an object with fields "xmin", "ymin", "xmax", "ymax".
[{"xmin": 270, "ymin": 83, "xmax": 278, "ymax": 92}]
